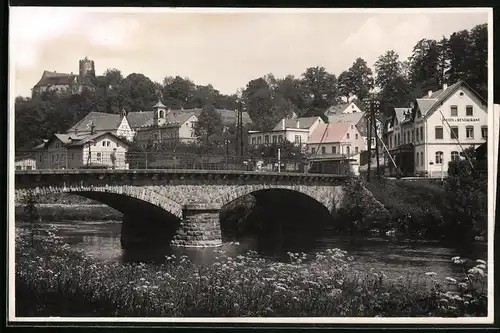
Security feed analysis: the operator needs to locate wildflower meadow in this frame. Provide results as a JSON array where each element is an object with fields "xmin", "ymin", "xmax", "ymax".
[{"xmin": 15, "ymin": 226, "xmax": 488, "ymax": 317}]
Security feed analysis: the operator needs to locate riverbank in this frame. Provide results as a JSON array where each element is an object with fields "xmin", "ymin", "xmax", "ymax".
[
  {"xmin": 15, "ymin": 228, "xmax": 488, "ymax": 317},
  {"xmin": 15, "ymin": 204, "xmax": 123, "ymax": 222}
]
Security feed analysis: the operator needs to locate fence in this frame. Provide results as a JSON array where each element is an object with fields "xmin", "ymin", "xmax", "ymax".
[{"xmin": 16, "ymin": 150, "xmax": 351, "ymax": 175}]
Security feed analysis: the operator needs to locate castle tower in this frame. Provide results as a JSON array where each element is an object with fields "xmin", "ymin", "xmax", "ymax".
[
  {"xmin": 79, "ymin": 56, "xmax": 95, "ymax": 77},
  {"xmin": 152, "ymin": 100, "xmax": 167, "ymax": 126}
]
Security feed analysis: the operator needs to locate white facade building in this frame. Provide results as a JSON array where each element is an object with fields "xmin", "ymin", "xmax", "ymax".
[
  {"xmin": 248, "ymin": 117, "xmax": 324, "ymax": 147},
  {"xmin": 383, "ymin": 81, "xmax": 488, "ymax": 177}
]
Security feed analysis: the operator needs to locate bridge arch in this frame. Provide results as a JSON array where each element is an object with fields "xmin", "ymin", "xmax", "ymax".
[
  {"xmin": 216, "ymin": 184, "xmax": 343, "ymax": 213},
  {"xmin": 15, "ymin": 185, "xmax": 184, "ymax": 219}
]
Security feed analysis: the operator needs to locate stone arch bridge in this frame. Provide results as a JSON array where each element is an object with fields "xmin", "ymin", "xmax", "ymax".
[{"xmin": 15, "ymin": 169, "xmax": 349, "ymax": 248}]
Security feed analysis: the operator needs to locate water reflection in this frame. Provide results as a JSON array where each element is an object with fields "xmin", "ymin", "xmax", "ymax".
[{"xmin": 16, "ymin": 219, "xmax": 487, "ymax": 280}]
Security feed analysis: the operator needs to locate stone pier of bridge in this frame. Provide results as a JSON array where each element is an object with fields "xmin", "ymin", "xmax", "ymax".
[{"xmin": 172, "ymin": 202, "xmax": 223, "ymax": 247}]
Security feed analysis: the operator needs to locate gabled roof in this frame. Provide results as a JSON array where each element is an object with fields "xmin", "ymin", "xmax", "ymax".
[
  {"xmin": 165, "ymin": 111, "xmax": 197, "ymax": 125},
  {"xmin": 34, "ymin": 73, "xmax": 78, "ymax": 87},
  {"xmin": 127, "ymin": 107, "xmax": 252, "ymax": 129},
  {"xmin": 272, "ymin": 117, "xmax": 321, "ymax": 131},
  {"xmin": 394, "ymin": 108, "xmax": 412, "ymax": 124},
  {"xmin": 67, "ymin": 112, "xmax": 124, "ymax": 134},
  {"xmin": 416, "ymin": 81, "xmax": 486, "ymax": 118},
  {"xmin": 65, "ymin": 131, "xmax": 130, "ymax": 147},
  {"xmin": 127, "ymin": 111, "xmax": 155, "ymax": 128},
  {"xmin": 327, "ymin": 111, "xmax": 365, "ymax": 126},
  {"xmin": 324, "ymin": 101, "xmax": 361, "ymax": 116},
  {"xmin": 308, "ymin": 123, "xmax": 352, "ymax": 144}
]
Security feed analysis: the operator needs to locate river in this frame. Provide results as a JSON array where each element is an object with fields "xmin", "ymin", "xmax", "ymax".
[{"xmin": 16, "ymin": 218, "xmax": 487, "ymax": 282}]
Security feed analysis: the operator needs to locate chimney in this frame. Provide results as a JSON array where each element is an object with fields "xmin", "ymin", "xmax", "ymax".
[
  {"xmin": 428, "ymin": 90, "xmax": 432, "ymax": 98},
  {"xmin": 282, "ymin": 118, "xmax": 285, "ymax": 130},
  {"xmin": 296, "ymin": 119, "xmax": 300, "ymax": 128},
  {"xmin": 443, "ymin": 83, "xmax": 448, "ymax": 90}
]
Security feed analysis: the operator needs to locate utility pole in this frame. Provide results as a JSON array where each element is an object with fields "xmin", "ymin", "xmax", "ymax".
[
  {"xmin": 364, "ymin": 99, "xmax": 372, "ymax": 182},
  {"xmin": 239, "ymin": 102, "xmax": 244, "ymax": 157},
  {"xmin": 372, "ymin": 100, "xmax": 381, "ymax": 180}
]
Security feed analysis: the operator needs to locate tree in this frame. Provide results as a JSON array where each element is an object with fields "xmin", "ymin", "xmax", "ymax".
[
  {"xmin": 468, "ymin": 24, "xmax": 488, "ymax": 98},
  {"xmin": 300, "ymin": 66, "xmax": 339, "ymax": 116},
  {"xmin": 378, "ymin": 75, "xmax": 414, "ymax": 118},
  {"xmin": 242, "ymin": 78, "xmax": 275, "ymax": 131},
  {"xmin": 162, "ymin": 76, "xmax": 197, "ymax": 109},
  {"xmin": 338, "ymin": 58, "xmax": 374, "ymax": 101},
  {"xmin": 118, "ymin": 73, "xmax": 158, "ymax": 112},
  {"xmin": 444, "ymin": 160, "xmax": 487, "ymax": 246},
  {"xmin": 194, "ymin": 104, "xmax": 224, "ymax": 152},
  {"xmin": 407, "ymin": 38, "xmax": 442, "ymax": 94},
  {"xmin": 192, "ymin": 84, "xmax": 218, "ymax": 108},
  {"xmin": 374, "ymin": 50, "xmax": 402, "ymax": 90},
  {"xmin": 446, "ymin": 30, "xmax": 471, "ymax": 84}
]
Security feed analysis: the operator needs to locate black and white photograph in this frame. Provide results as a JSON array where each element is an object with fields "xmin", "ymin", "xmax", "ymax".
[{"xmin": 8, "ymin": 7, "xmax": 495, "ymax": 323}]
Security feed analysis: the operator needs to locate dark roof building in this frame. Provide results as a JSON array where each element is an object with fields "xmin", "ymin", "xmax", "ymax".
[{"xmin": 32, "ymin": 57, "xmax": 98, "ymax": 97}]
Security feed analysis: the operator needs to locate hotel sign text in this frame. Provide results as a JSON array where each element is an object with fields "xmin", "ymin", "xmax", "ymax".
[{"xmin": 444, "ymin": 118, "xmax": 480, "ymax": 123}]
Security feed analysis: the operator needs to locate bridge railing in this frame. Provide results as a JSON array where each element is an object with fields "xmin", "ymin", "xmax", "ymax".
[{"xmin": 15, "ymin": 150, "xmax": 351, "ymax": 174}]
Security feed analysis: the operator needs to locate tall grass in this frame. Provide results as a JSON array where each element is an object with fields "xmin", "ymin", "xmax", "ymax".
[{"xmin": 15, "ymin": 228, "xmax": 488, "ymax": 317}]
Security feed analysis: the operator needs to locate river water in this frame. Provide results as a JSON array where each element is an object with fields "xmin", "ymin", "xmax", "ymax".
[{"xmin": 16, "ymin": 218, "xmax": 487, "ymax": 281}]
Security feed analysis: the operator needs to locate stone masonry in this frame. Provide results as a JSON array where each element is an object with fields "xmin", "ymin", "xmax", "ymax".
[{"xmin": 15, "ymin": 170, "xmax": 349, "ymax": 248}]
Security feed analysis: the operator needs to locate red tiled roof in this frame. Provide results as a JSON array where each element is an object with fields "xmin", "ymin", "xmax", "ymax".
[{"xmin": 308, "ymin": 123, "xmax": 351, "ymax": 144}]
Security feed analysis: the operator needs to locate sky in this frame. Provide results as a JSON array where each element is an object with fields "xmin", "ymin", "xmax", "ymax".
[{"xmin": 10, "ymin": 8, "xmax": 489, "ymax": 98}]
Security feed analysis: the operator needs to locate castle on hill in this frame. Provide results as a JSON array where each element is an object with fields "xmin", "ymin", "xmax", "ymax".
[{"xmin": 32, "ymin": 57, "xmax": 102, "ymax": 97}]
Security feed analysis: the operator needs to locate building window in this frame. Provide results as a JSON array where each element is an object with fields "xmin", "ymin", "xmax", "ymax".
[
  {"xmin": 450, "ymin": 105, "xmax": 458, "ymax": 117},
  {"xmin": 435, "ymin": 126, "xmax": 443, "ymax": 139},
  {"xmin": 421, "ymin": 152, "xmax": 424, "ymax": 166},
  {"xmin": 71, "ymin": 153, "xmax": 74, "ymax": 160},
  {"xmin": 355, "ymin": 147, "xmax": 359, "ymax": 154},
  {"xmin": 332, "ymin": 146, "xmax": 336, "ymax": 154},
  {"xmin": 16, "ymin": 165, "xmax": 21, "ymax": 170},
  {"xmin": 451, "ymin": 151, "xmax": 460, "ymax": 161},
  {"xmin": 416, "ymin": 152, "xmax": 419, "ymax": 166},
  {"xmin": 466, "ymin": 105, "xmax": 473, "ymax": 116},
  {"xmin": 481, "ymin": 126, "xmax": 488, "ymax": 139},
  {"xmin": 97, "ymin": 153, "xmax": 101, "ymax": 161},
  {"xmin": 321, "ymin": 147, "xmax": 326, "ymax": 154},
  {"xmin": 346, "ymin": 133, "xmax": 350, "ymax": 139},
  {"xmin": 397, "ymin": 133, "xmax": 400, "ymax": 146},
  {"xmin": 403, "ymin": 132, "xmax": 406, "ymax": 144},
  {"xmin": 39, "ymin": 154, "xmax": 43, "ymax": 162},
  {"xmin": 26, "ymin": 166, "xmax": 32, "ymax": 170},
  {"xmin": 450, "ymin": 126, "xmax": 459, "ymax": 139},
  {"xmin": 264, "ymin": 135, "xmax": 269, "ymax": 144},
  {"xmin": 466, "ymin": 126, "xmax": 474, "ymax": 139},
  {"xmin": 56, "ymin": 154, "xmax": 59, "ymax": 162},
  {"xmin": 389, "ymin": 136, "xmax": 392, "ymax": 148},
  {"xmin": 420, "ymin": 127, "xmax": 423, "ymax": 141},
  {"xmin": 278, "ymin": 135, "xmax": 283, "ymax": 143},
  {"xmin": 311, "ymin": 147, "xmax": 316, "ymax": 154},
  {"xmin": 350, "ymin": 125, "xmax": 354, "ymax": 129},
  {"xmin": 346, "ymin": 147, "xmax": 350, "ymax": 155},
  {"xmin": 257, "ymin": 137, "xmax": 261, "ymax": 144},
  {"xmin": 251, "ymin": 137, "xmax": 256, "ymax": 145},
  {"xmin": 294, "ymin": 135, "xmax": 300, "ymax": 143},
  {"xmin": 272, "ymin": 135, "xmax": 277, "ymax": 144},
  {"xmin": 435, "ymin": 151, "xmax": 443, "ymax": 164},
  {"xmin": 355, "ymin": 133, "xmax": 358, "ymax": 139}
]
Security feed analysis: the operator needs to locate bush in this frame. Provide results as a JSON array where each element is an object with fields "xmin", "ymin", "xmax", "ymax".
[{"xmin": 443, "ymin": 161, "xmax": 487, "ymax": 245}]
